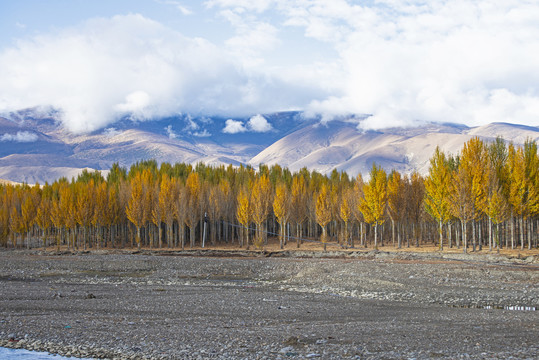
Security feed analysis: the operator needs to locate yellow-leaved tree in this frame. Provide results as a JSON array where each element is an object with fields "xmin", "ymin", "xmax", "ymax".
[
  {"xmin": 339, "ymin": 187, "xmax": 352, "ymax": 248},
  {"xmin": 126, "ymin": 171, "xmax": 145, "ymax": 249},
  {"xmin": 360, "ymin": 163, "xmax": 387, "ymax": 249},
  {"xmin": 152, "ymin": 175, "xmax": 172, "ymax": 249},
  {"xmin": 460, "ymin": 137, "xmax": 488, "ymax": 251},
  {"xmin": 424, "ymin": 146, "xmax": 452, "ymax": 250},
  {"xmin": 486, "ymin": 137, "xmax": 509, "ymax": 251},
  {"xmin": 20, "ymin": 192, "xmax": 37, "ymax": 249},
  {"xmin": 291, "ymin": 175, "xmax": 308, "ymax": 248},
  {"xmin": 173, "ymin": 180, "xmax": 188, "ymax": 249},
  {"xmin": 93, "ymin": 181, "xmax": 108, "ymax": 249},
  {"xmin": 236, "ymin": 187, "xmax": 250, "ymax": 248},
  {"xmin": 251, "ymin": 174, "xmax": 272, "ymax": 249},
  {"xmin": 449, "ymin": 165, "xmax": 474, "ymax": 253},
  {"xmin": 507, "ymin": 143, "xmax": 526, "ymax": 249},
  {"xmin": 185, "ymin": 172, "xmax": 200, "ymax": 248},
  {"xmin": 75, "ymin": 180, "xmax": 96, "ymax": 250},
  {"xmin": 273, "ymin": 182, "xmax": 291, "ymax": 249},
  {"xmin": 35, "ymin": 194, "xmax": 51, "ymax": 248},
  {"xmin": 351, "ymin": 174, "xmax": 365, "ymax": 247},
  {"xmin": 315, "ymin": 182, "xmax": 332, "ymax": 251},
  {"xmin": 523, "ymin": 139, "xmax": 539, "ymax": 249},
  {"xmin": 387, "ymin": 170, "xmax": 406, "ymax": 248}
]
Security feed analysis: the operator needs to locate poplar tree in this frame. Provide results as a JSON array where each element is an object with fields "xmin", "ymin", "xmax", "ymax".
[
  {"xmin": 291, "ymin": 175, "xmax": 308, "ymax": 247},
  {"xmin": 151, "ymin": 180, "xmax": 164, "ymax": 249},
  {"xmin": 75, "ymin": 181, "xmax": 95, "ymax": 249},
  {"xmin": 424, "ymin": 147, "xmax": 452, "ymax": 250},
  {"xmin": 508, "ymin": 144, "xmax": 527, "ymax": 249},
  {"xmin": 351, "ymin": 174, "xmax": 365, "ymax": 247},
  {"xmin": 173, "ymin": 182, "xmax": 188, "ymax": 249},
  {"xmin": 35, "ymin": 196, "xmax": 51, "ymax": 248},
  {"xmin": 185, "ymin": 172, "xmax": 200, "ymax": 248},
  {"xmin": 93, "ymin": 181, "xmax": 108, "ymax": 248},
  {"xmin": 20, "ymin": 193, "xmax": 37, "ymax": 249},
  {"xmin": 523, "ymin": 139, "xmax": 539, "ymax": 249},
  {"xmin": 450, "ymin": 166, "xmax": 474, "ymax": 253},
  {"xmin": 460, "ymin": 137, "xmax": 488, "ymax": 251},
  {"xmin": 236, "ymin": 187, "xmax": 250, "ymax": 248},
  {"xmin": 315, "ymin": 182, "xmax": 332, "ymax": 252},
  {"xmin": 406, "ymin": 172, "xmax": 425, "ymax": 247},
  {"xmin": 339, "ymin": 188, "xmax": 353, "ymax": 248},
  {"xmin": 126, "ymin": 172, "xmax": 145, "ymax": 249},
  {"xmin": 360, "ymin": 164, "xmax": 387, "ymax": 249},
  {"xmin": 273, "ymin": 182, "xmax": 290, "ymax": 249},
  {"xmin": 251, "ymin": 174, "xmax": 272, "ymax": 249},
  {"xmin": 387, "ymin": 170, "xmax": 406, "ymax": 248},
  {"xmin": 486, "ymin": 138, "xmax": 509, "ymax": 251}
]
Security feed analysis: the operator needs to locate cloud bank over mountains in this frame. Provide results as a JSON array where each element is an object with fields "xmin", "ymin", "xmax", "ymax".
[{"xmin": 1, "ymin": 1, "xmax": 539, "ymax": 133}]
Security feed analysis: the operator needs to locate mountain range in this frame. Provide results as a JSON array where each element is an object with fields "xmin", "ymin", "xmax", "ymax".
[{"xmin": 0, "ymin": 110, "xmax": 538, "ymax": 184}]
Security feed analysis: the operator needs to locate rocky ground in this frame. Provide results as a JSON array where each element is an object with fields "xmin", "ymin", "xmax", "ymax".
[{"xmin": 0, "ymin": 249, "xmax": 538, "ymax": 359}]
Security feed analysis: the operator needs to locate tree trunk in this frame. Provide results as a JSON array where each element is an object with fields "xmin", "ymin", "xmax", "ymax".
[
  {"xmin": 472, "ymin": 220, "xmax": 476, "ymax": 252},
  {"xmin": 391, "ymin": 219, "xmax": 395, "ymax": 247},
  {"xmin": 511, "ymin": 214, "xmax": 515, "ymax": 249},
  {"xmin": 520, "ymin": 216, "xmax": 524, "ymax": 250},
  {"xmin": 279, "ymin": 222, "xmax": 284, "ymax": 249},
  {"xmin": 448, "ymin": 222, "xmax": 452, "ymax": 248},
  {"xmin": 462, "ymin": 220, "xmax": 467, "ymax": 254},
  {"xmin": 296, "ymin": 223, "xmax": 300, "ymax": 248},
  {"xmin": 158, "ymin": 223, "xmax": 162, "ymax": 249},
  {"xmin": 439, "ymin": 220, "xmax": 443, "ymax": 251},
  {"xmin": 528, "ymin": 219, "xmax": 532, "ymax": 250},
  {"xmin": 488, "ymin": 217, "xmax": 492, "ymax": 251},
  {"xmin": 496, "ymin": 222, "xmax": 500, "ymax": 253},
  {"xmin": 478, "ymin": 220, "xmax": 483, "ymax": 251},
  {"xmin": 374, "ymin": 223, "xmax": 378, "ymax": 250},
  {"xmin": 322, "ymin": 225, "xmax": 327, "ymax": 252},
  {"xmin": 190, "ymin": 224, "xmax": 195, "ymax": 248},
  {"xmin": 397, "ymin": 222, "xmax": 402, "ymax": 249}
]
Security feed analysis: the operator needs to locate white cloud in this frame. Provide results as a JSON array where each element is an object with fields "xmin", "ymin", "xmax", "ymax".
[
  {"xmin": 193, "ymin": 129, "xmax": 211, "ymax": 137},
  {"xmin": 247, "ymin": 114, "xmax": 273, "ymax": 132},
  {"xmin": 207, "ymin": 0, "xmax": 539, "ymax": 129},
  {"xmin": 2, "ymin": 2, "xmax": 539, "ymax": 132},
  {"xmin": 165, "ymin": 125, "xmax": 178, "ymax": 139},
  {"xmin": 0, "ymin": 14, "xmax": 313, "ymax": 133},
  {"xmin": 222, "ymin": 115, "xmax": 273, "ymax": 133},
  {"xmin": 184, "ymin": 116, "xmax": 199, "ymax": 131},
  {"xmin": 0, "ymin": 131, "xmax": 38, "ymax": 142},
  {"xmin": 103, "ymin": 127, "xmax": 121, "ymax": 137},
  {"xmin": 114, "ymin": 91, "xmax": 151, "ymax": 120},
  {"xmin": 222, "ymin": 119, "xmax": 247, "ymax": 133},
  {"xmin": 296, "ymin": 0, "xmax": 539, "ymax": 129}
]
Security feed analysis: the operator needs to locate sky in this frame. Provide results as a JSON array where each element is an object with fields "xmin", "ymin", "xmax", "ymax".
[{"xmin": 1, "ymin": 0, "xmax": 539, "ymax": 133}]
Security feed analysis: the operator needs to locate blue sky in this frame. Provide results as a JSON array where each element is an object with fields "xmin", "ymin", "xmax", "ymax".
[{"xmin": 1, "ymin": 0, "xmax": 539, "ymax": 133}]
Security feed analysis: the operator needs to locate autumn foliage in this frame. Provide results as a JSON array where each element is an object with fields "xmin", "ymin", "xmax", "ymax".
[{"xmin": 1, "ymin": 138, "xmax": 538, "ymax": 252}]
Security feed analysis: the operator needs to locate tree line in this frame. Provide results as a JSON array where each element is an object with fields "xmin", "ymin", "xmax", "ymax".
[{"xmin": 0, "ymin": 136, "xmax": 538, "ymax": 253}]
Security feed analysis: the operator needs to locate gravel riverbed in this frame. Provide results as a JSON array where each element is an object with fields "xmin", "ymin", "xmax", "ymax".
[{"xmin": 0, "ymin": 249, "xmax": 538, "ymax": 359}]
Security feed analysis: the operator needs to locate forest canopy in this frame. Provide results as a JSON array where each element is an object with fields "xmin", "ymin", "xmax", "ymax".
[{"xmin": 1, "ymin": 137, "xmax": 538, "ymax": 253}]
